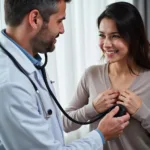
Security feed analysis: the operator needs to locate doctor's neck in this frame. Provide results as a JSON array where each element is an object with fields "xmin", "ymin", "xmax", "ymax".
[{"xmin": 6, "ymin": 26, "xmax": 34, "ymax": 56}]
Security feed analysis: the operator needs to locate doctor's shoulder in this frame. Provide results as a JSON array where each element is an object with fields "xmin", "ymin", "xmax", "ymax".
[
  {"xmin": 0, "ymin": 49, "xmax": 11, "ymax": 85},
  {"xmin": 0, "ymin": 51, "xmax": 35, "ymax": 97}
]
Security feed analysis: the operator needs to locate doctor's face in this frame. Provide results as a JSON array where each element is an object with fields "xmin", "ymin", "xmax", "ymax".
[{"xmin": 31, "ymin": 1, "xmax": 66, "ymax": 54}]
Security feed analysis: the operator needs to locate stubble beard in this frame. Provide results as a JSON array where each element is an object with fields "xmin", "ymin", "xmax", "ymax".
[
  {"xmin": 31, "ymin": 22, "xmax": 56, "ymax": 54},
  {"xmin": 30, "ymin": 33, "xmax": 56, "ymax": 54}
]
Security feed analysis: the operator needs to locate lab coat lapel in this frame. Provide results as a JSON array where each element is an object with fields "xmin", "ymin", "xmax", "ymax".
[
  {"xmin": 35, "ymin": 70, "xmax": 49, "ymax": 91},
  {"xmin": 35, "ymin": 71, "xmax": 64, "ymax": 141},
  {"xmin": 44, "ymin": 71, "xmax": 64, "ymax": 139},
  {"xmin": 49, "ymin": 82, "xmax": 64, "ymax": 139}
]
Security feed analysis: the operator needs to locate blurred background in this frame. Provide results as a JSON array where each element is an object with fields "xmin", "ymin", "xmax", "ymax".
[{"xmin": 0, "ymin": 0, "xmax": 149, "ymax": 143}]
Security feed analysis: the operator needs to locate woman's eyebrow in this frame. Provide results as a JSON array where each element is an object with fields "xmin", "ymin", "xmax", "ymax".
[{"xmin": 99, "ymin": 31, "xmax": 119, "ymax": 34}]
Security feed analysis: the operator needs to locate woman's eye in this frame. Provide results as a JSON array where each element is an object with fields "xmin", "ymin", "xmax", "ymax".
[
  {"xmin": 112, "ymin": 35, "xmax": 120, "ymax": 38},
  {"xmin": 99, "ymin": 34, "xmax": 105, "ymax": 38}
]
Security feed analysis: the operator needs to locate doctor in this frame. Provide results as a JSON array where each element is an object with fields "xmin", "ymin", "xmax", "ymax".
[{"xmin": 0, "ymin": 0, "xmax": 130, "ymax": 150}]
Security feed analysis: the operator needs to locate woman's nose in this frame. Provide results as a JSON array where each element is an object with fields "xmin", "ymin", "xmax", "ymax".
[{"xmin": 103, "ymin": 38, "xmax": 112, "ymax": 48}]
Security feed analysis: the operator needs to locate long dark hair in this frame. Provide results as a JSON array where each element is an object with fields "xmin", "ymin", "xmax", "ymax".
[{"xmin": 97, "ymin": 2, "xmax": 150, "ymax": 73}]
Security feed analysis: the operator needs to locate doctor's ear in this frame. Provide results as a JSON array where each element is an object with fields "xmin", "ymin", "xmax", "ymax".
[{"xmin": 28, "ymin": 9, "xmax": 43, "ymax": 30}]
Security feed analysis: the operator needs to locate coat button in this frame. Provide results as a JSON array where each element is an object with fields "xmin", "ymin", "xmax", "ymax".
[{"xmin": 47, "ymin": 109, "xmax": 52, "ymax": 115}]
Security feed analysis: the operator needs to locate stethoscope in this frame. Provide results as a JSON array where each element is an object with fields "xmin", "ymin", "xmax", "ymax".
[{"xmin": 0, "ymin": 44, "xmax": 126, "ymax": 125}]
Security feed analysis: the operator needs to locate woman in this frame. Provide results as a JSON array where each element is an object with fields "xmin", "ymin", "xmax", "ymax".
[{"xmin": 62, "ymin": 2, "xmax": 150, "ymax": 150}]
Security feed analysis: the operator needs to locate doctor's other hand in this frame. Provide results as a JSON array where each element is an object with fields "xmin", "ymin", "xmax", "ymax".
[
  {"xmin": 93, "ymin": 89, "xmax": 119, "ymax": 113},
  {"xmin": 98, "ymin": 106, "xmax": 130, "ymax": 141}
]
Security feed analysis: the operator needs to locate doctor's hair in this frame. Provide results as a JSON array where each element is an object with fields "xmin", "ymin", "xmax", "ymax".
[
  {"xmin": 97, "ymin": 2, "xmax": 150, "ymax": 73},
  {"xmin": 4, "ymin": 0, "xmax": 71, "ymax": 27}
]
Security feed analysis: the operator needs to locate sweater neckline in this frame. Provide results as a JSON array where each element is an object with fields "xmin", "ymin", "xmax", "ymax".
[{"xmin": 104, "ymin": 63, "xmax": 143, "ymax": 91}]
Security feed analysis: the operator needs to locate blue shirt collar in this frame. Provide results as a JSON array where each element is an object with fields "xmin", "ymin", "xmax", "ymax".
[{"xmin": 1, "ymin": 29, "xmax": 42, "ymax": 66}]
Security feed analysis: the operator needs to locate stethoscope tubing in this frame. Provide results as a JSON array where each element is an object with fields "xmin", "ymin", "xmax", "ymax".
[{"xmin": 0, "ymin": 44, "xmax": 107, "ymax": 125}]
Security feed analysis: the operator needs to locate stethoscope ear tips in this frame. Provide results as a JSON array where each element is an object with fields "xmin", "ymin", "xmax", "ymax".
[{"xmin": 47, "ymin": 109, "xmax": 52, "ymax": 115}]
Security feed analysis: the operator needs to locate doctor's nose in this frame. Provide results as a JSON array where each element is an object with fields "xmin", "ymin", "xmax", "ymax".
[{"xmin": 59, "ymin": 23, "xmax": 65, "ymax": 34}]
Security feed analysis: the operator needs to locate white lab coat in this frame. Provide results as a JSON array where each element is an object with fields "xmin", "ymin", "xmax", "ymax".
[{"xmin": 0, "ymin": 32, "xmax": 103, "ymax": 150}]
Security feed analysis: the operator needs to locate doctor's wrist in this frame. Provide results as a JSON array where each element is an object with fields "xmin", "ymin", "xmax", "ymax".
[{"xmin": 95, "ymin": 129, "xmax": 105, "ymax": 144}]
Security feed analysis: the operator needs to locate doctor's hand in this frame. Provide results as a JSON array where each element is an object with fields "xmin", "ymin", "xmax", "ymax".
[
  {"xmin": 117, "ymin": 90, "xmax": 142, "ymax": 115},
  {"xmin": 92, "ymin": 89, "xmax": 119, "ymax": 113},
  {"xmin": 98, "ymin": 106, "xmax": 130, "ymax": 141}
]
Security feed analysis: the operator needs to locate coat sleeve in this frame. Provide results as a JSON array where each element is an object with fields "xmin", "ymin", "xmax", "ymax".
[
  {"xmin": 0, "ymin": 83, "xmax": 103, "ymax": 150},
  {"xmin": 62, "ymin": 70, "xmax": 98, "ymax": 133}
]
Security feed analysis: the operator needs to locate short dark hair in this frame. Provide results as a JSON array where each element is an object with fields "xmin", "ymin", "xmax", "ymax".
[
  {"xmin": 4, "ymin": 0, "xmax": 71, "ymax": 26},
  {"xmin": 97, "ymin": 2, "xmax": 150, "ymax": 72}
]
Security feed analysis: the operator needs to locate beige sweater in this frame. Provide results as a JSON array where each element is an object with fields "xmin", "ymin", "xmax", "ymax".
[{"xmin": 63, "ymin": 64, "xmax": 150, "ymax": 150}]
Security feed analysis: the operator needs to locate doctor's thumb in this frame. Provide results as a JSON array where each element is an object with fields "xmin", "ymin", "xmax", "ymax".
[{"xmin": 107, "ymin": 106, "xmax": 119, "ymax": 118}]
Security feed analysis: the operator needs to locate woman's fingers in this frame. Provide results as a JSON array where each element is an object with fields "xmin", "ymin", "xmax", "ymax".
[{"xmin": 105, "ymin": 89, "xmax": 119, "ymax": 95}]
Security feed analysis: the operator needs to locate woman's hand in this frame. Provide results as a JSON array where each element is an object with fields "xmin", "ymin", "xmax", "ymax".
[
  {"xmin": 92, "ymin": 89, "xmax": 119, "ymax": 113},
  {"xmin": 117, "ymin": 90, "xmax": 142, "ymax": 115}
]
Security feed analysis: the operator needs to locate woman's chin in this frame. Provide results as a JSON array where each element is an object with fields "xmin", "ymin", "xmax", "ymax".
[{"xmin": 106, "ymin": 59, "xmax": 116, "ymax": 63}]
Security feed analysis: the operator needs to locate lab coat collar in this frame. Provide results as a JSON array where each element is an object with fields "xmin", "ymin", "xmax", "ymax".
[{"xmin": 0, "ymin": 31, "xmax": 37, "ymax": 74}]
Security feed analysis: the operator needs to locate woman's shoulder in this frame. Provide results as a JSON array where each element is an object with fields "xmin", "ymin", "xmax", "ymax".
[
  {"xmin": 85, "ymin": 63, "xmax": 107, "ymax": 74},
  {"xmin": 140, "ymin": 69, "xmax": 150, "ymax": 79},
  {"xmin": 82, "ymin": 63, "xmax": 108, "ymax": 80}
]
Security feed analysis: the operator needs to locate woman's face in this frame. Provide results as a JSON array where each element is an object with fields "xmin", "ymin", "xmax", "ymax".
[{"xmin": 99, "ymin": 18, "xmax": 129, "ymax": 64}]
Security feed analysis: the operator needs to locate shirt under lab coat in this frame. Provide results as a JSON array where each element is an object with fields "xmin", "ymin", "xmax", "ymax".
[{"xmin": 0, "ymin": 31, "xmax": 103, "ymax": 150}]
